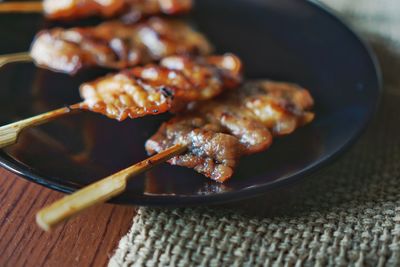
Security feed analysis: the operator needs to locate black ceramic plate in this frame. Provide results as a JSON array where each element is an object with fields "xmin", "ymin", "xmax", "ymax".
[{"xmin": 0, "ymin": 0, "xmax": 381, "ymax": 205}]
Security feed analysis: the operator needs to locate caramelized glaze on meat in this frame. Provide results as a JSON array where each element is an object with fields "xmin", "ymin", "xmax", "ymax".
[
  {"xmin": 43, "ymin": 0, "xmax": 192, "ymax": 21},
  {"xmin": 79, "ymin": 54, "xmax": 242, "ymax": 120},
  {"xmin": 145, "ymin": 80, "xmax": 315, "ymax": 182},
  {"xmin": 30, "ymin": 18, "xmax": 212, "ymax": 75}
]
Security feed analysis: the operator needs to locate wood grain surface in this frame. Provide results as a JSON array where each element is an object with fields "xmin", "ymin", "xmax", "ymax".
[{"xmin": 0, "ymin": 167, "xmax": 137, "ymax": 267}]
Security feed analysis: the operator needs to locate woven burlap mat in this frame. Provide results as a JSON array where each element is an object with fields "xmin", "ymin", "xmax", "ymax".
[{"xmin": 109, "ymin": 1, "xmax": 400, "ymax": 266}]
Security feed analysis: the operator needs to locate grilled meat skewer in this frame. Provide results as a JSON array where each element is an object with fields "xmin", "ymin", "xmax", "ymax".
[
  {"xmin": 0, "ymin": 0, "xmax": 192, "ymax": 22},
  {"xmin": 0, "ymin": 54, "xmax": 242, "ymax": 149},
  {"xmin": 146, "ymin": 80, "xmax": 315, "ymax": 182},
  {"xmin": 30, "ymin": 17, "xmax": 212, "ymax": 75},
  {"xmin": 44, "ymin": 0, "xmax": 192, "ymax": 21},
  {"xmin": 79, "ymin": 54, "xmax": 242, "ymax": 120}
]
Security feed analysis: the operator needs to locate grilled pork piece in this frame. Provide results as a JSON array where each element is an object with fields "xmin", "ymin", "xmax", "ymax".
[
  {"xmin": 30, "ymin": 18, "xmax": 212, "ymax": 75},
  {"xmin": 146, "ymin": 80, "xmax": 315, "ymax": 182},
  {"xmin": 43, "ymin": 0, "xmax": 192, "ymax": 21},
  {"xmin": 79, "ymin": 54, "xmax": 242, "ymax": 120}
]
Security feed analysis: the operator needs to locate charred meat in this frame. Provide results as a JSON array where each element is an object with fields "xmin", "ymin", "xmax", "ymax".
[
  {"xmin": 145, "ymin": 80, "xmax": 314, "ymax": 182},
  {"xmin": 30, "ymin": 17, "xmax": 212, "ymax": 74},
  {"xmin": 43, "ymin": 0, "xmax": 192, "ymax": 21},
  {"xmin": 79, "ymin": 54, "xmax": 242, "ymax": 120}
]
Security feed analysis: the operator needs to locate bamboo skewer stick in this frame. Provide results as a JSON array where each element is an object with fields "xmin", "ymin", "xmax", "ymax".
[
  {"xmin": 0, "ymin": 2, "xmax": 43, "ymax": 13},
  {"xmin": 0, "ymin": 103, "xmax": 80, "ymax": 148},
  {"xmin": 36, "ymin": 143, "xmax": 186, "ymax": 231},
  {"xmin": 0, "ymin": 52, "xmax": 32, "ymax": 68}
]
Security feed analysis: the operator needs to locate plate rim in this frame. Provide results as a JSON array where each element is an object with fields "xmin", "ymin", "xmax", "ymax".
[{"xmin": 0, "ymin": 0, "xmax": 383, "ymax": 206}]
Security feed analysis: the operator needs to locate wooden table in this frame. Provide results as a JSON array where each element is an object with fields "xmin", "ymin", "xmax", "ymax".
[{"xmin": 0, "ymin": 167, "xmax": 137, "ymax": 267}]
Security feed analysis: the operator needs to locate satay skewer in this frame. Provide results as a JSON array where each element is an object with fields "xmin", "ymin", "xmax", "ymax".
[
  {"xmin": 0, "ymin": 2, "xmax": 42, "ymax": 13},
  {"xmin": 0, "ymin": 54, "xmax": 243, "ymax": 149},
  {"xmin": 0, "ymin": 0, "xmax": 192, "ymax": 20},
  {"xmin": 36, "ymin": 143, "xmax": 186, "ymax": 231},
  {"xmin": 0, "ymin": 18, "xmax": 213, "ymax": 74}
]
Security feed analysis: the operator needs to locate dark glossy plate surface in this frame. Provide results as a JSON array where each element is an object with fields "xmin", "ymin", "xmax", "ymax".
[{"xmin": 0, "ymin": 0, "xmax": 381, "ymax": 205}]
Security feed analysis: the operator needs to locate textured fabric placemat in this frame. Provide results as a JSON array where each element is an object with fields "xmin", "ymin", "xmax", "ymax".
[{"xmin": 109, "ymin": 1, "xmax": 400, "ymax": 266}]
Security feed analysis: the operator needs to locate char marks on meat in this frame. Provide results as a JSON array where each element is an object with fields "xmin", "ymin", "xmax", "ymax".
[
  {"xmin": 79, "ymin": 54, "xmax": 242, "ymax": 120},
  {"xmin": 145, "ymin": 80, "xmax": 315, "ymax": 182},
  {"xmin": 30, "ymin": 17, "xmax": 212, "ymax": 74},
  {"xmin": 43, "ymin": 0, "xmax": 192, "ymax": 21}
]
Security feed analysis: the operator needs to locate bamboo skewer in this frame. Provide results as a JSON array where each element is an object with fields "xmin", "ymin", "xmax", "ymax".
[
  {"xmin": 0, "ymin": 2, "xmax": 43, "ymax": 13},
  {"xmin": 0, "ymin": 103, "xmax": 80, "ymax": 148},
  {"xmin": 36, "ymin": 143, "xmax": 186, "ymax": 231},
  {"xmin": 0, "ymin": 52, "xmax": 32, "ymax": 68}
]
